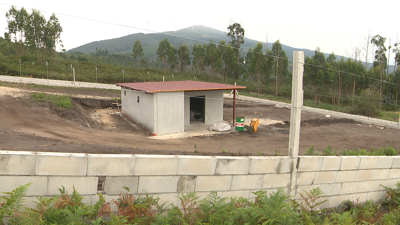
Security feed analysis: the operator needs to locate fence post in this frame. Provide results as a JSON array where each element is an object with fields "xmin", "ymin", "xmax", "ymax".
[{"xmin": 288, "ymin": 51, "xmax": 304, "ymax": 197}]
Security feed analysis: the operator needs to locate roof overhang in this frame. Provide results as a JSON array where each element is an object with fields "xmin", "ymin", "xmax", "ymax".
[{"xmin": 116, "ymin": 81, "xmax": 246, "ymax": 93}]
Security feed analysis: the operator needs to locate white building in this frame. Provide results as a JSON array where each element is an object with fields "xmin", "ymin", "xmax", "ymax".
[{"xmin": 117, "ymin": 81, "xmax": 246, "ymax": 136}]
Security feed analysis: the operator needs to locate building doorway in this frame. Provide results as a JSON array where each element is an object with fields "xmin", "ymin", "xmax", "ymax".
[{"xmin": 190, "ymin": 96, "xmax": 205, "ymax": 123}]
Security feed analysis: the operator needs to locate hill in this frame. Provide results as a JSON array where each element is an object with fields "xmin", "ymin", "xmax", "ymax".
[{"xmin": 68, "ymin": 25, "xmax": 319, "ymax": 60}]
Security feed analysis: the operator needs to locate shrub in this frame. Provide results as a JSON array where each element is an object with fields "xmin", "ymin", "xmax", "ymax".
[{"xmin": 349, "ymin": 88, "xmax": 382, "ymax": 117}]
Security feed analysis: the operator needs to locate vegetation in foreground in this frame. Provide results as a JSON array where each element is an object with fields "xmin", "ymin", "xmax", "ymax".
[
  {"xmin": 2, "ymin": 182, "xmax": 400, "ymax": 224},
  {"xmin": 305, "ymin": 145, "xmax": 400, "ymax": 156}
]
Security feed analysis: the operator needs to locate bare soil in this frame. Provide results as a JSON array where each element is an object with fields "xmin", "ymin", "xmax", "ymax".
[{"xmin": 1, "ymin": 83, "xmax": 400, "ymax": 156}]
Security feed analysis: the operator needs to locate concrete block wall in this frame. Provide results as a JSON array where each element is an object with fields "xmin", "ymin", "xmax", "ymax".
[
  {"xmin": 296, "ymin": 156, "xmax": 400, "ymax": 208},
  {"xmin": 1, "ymin": 150, "xmax": 399, "ymax": 209}
]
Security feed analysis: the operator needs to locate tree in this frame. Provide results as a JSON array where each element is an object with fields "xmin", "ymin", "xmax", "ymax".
[
  {"xmin": 46, "ymin": 13, "xmax": 63, "ymax": 62},
  {"xmin": 156, "ymin": 38, "xmax": 172, "ymax": 72},
  {"xmin": 132, "ymin": 40, "xmax": 144, "ymax": 68},
  {"xmin": 226, "ymin": 22, "xmax": 245, "ymax": 62},
  {"xmin": 192, "ymin": 43, "xmax": 205, "ymax": 74},
  {"xmin": 177, "ymin": 44, "xmax": 190, "ymax": 73},
  {"xmin": 167, "ymin": 45, "xmax": 178, "ymax": 71},
  {"xmin": 204, "ymin": 39, "xmax": 218, "ymax": 77},
  {"xmin": 5, "ymin": 6, "xmax": 28, "ymax": 56},
  {"xmin": 371, "ymin": 34, "xmax": 387, "ymax": 97},
  {"xmin": 249, "ymin": 42, "xmax": 264, "ymax": 94},
  {"xmin": 271, "ymin": 40, "xmax": 288, "ymax": 96},
  {"xmin": 25, "ymin": 9, "xmax": 47, "ymax": 61}
]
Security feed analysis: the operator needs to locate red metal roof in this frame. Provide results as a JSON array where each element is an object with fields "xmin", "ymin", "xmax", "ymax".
[{"xmin": 116, "ymin": 81, "xmax": 246, "ymax": 93}]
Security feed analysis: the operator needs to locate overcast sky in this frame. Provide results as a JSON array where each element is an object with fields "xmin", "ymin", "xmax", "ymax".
[{"xmin": 0, "ymin": 0, "xmax": 399, "ymax": 64}]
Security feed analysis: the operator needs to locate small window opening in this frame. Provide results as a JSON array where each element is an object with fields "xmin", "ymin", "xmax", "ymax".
[
  {"xmin": 124, "ymin": 91, "xmax": 126, "ymax": 96},
  {"xmin": 137, "ymin": 96, "xmax": 140, "ymax": 103}
]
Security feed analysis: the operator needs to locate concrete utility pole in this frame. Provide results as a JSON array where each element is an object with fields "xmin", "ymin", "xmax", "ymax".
[{"xmin": 288, "ymin": 51, "xmax": 304, "ymax": 197}]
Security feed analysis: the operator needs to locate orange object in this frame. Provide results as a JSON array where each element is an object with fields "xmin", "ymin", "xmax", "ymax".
[{"xmin": 251, "ymin": 118, "xmax": 260, "ymax": 132}]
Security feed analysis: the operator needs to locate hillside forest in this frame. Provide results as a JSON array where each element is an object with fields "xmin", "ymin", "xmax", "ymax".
[{"xmin": 1, "ymin": 6, "xmax": 400, "ymax": 118}]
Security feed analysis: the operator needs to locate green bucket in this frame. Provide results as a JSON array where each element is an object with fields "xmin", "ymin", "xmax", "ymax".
[{"xmin": 235, "ymin": 117, "xmax": 245, "ymax": 131}]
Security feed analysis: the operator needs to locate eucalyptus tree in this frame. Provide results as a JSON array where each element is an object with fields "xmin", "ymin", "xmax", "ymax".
[
  {"xmin": 156, "ymin": 38, "xmax": 172, "ymax": 72},
  {"xmin": 168, "ymin": 45, "xmax": 178, "ymax": 71},
  {"xmin": 217, "ymin": 40, "xmax": 235, "ymax": 83},
  {"xmin": 132, "ymin": 40, "xmax": 144, "ymax": 68},
  {"xmin": 271, "ymin": 40, "xmax": 288, "ymax": 96},
  {"xmin": 25, "ymin": 9, "xmax": 47, "ymax": 61},
  {"xmin": 371, "ymin": 35, "xmax": 387, "ymax": 97},
  {"xmin": 249, "ymin": 42, "xmax": 265, "ymax": 94},
  {"xmin": 192, "ymin": 43, "xmax": 205, "ymax": 74},
  {"xmin": 5, "ymin": 6, "xmax": 29, "ymax": 56},
  {"xmin": 204, "ymin": 39, "xmax": 218, "ymax": 77},
  {"xmin": 226, "ymin": 22, "xmax": 245, "ymax": 62},
  {"xmin": 177, "ymin": 44, "xmax": 190, "ymax": 73},
  {"xmin": 46, "ymin": 13, "xmax": 63, "ymax": 61}
]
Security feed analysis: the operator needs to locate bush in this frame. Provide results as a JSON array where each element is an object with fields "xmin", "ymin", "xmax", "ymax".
[{"xmin": 349, "ymin": 88, "xmax": 382, "ymax": 117}]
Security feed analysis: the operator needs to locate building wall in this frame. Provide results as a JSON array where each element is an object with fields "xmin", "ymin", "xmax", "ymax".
[
  {"xmin": 184, "ymin": 90, "xmax": 224, "ymax": 125},
  {"xmin": 154, "ymin": 92, "xmax": 184, "ymax": 135},
  {"xmin": 121, "ymin": 88, "xmax": 155, "ymax": 133},
  {"xmin": 1, "ymin": 150, "xmax": 399, "ymax": 210}
]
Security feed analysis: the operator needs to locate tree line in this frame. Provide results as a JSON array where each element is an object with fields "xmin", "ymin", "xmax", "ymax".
[
  {"xmin": 4, "ymin": 6, "xmax": 63, "ymax": 62},
  {"xmin": 131, "ymin": 23, "xmax": 290, "ymax": 97}
]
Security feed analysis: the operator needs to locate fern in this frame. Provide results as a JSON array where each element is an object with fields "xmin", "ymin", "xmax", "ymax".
[{"xmin": 0, "ymin": 183, "xmax": 31, "ymax": 223}]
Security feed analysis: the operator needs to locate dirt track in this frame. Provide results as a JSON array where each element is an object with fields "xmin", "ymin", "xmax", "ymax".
[{"xmin": 1, "ymin": 83, "xmax": 400, "ymax": 156}]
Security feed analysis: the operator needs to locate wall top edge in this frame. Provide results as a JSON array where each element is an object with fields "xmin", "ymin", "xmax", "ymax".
[{"xmin": 1, "ymin": 150, "xmax": 399, "ymax": 159}]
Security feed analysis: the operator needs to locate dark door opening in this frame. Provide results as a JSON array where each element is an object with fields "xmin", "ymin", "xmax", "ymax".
[{"xmin": 190, "ymin": 96, "xmax": 205, "ymax": 123}]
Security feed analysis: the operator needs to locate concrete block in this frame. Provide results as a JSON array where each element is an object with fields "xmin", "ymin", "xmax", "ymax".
[
  {"xmin": 104, "ymin": 176, "xmax": 139, "ymax": 195},
  {"xmin": 359, "ymin": 157, "xmax": 377, "ymax": 169},
  {"xmin": 248, "ymin": 156, "xmax": 281, "ymax": 174},
  {"xmin": 314, "ymin": 171, "xmax": 338, "ymax": 184},
  {"xmin": 321, "ymin": 157, "xmax": 341, "ymax": 171},
  {"xmin": 87, "ymin": 154, "xmax": 135, "ymax": 176},
  {"xmin": 0, "ymin": 176, "xmax": 47, "ymax": 196},
  {"xmin": 134, "ymin": 155, "xmax": 178, "ymax": 175},
  {"xmin": 177, "ymin": 156, "xmax": 217, "ymax": 175},
  {"xmin": 377, "ymin": 157, "xmax": 393, "ymax": 169},
  {"xmin": 340, "ymin": 157, "xmax": 360, "ymax": 170},
  {"xmin": 355, "ymin": 170, "xmax": 373, "ymax": 181},
  {"xmin": 296, "ymin": 172, "xmax": 316, "ymax": 185},
  {"xmin": 336, "ymin": 170, "xmax": 357, "ymax": 183},
  {"xmin": 388, "ymin": 169, "xmax": 400, "ymax": 179},
  {"xmin": 340, "ymin": 182, "xmax": 360, "ymax": 194},
  {"xmin": 380, "ymin": 179, "xmax": 400, "ymax": 189},
  {"xmin": 47, "ymin": 176, "xmax": 98, "ymax": 195},
  {"xmin": 278, "ymin": 158, "xmax": 292, "ymax": 173},
  {"xmin": 0, "ymin": 153, "xmax": 36, "ymax": 175},
  {"xmin": 320, "ymin": 183, "xmax": 341, "ymax": 196},
  {"xmin": 215, "ymin": 156, "xmax": 250, "ymax": 175},
  {"xmin": 358, "ymin": 180, "xmax": 381, "ymax": 192},
  {"xmin": 367, "ymin": 191, "xmax": 386, "ymax": 202},
  {"xmin": 35, "ymin": 153, "xmax": 87, "ymax": 176},
  {"xmin": 329, "ymin": 193, "xmax": 367, "ymax": 208},
  {"xmin": 218, "ymin": 190, "xmax": 250, "ymax": 199},
  {"xmin": 231, "ymin": 175, "xmax": 263, "ymax": 190},
  {"xmin": 298, "ymin": 157, "xmax": 323, "ymax": 172},
  {"xmin": 138, "ymin": 176, "xmax": 196, "ymax": 194},
  {"xmin": 391, "ymin": 157, "xmax": 400, "ymax": 168},
  {"xmin": 177, "ymin": 176, "xmax": 197, "ymax": 193},
  {"xmin": 195, "ymin": 176, "xmax": 232, "ymax": 192},
  {"xmin": 262, "ymin": 174, "xmax": 290, "ymax": 188},
  {"xmin": 372, "ymin": 169, "xmax": 389, "ymax": 180}
]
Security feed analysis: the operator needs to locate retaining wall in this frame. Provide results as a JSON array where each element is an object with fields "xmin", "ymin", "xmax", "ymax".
[{"xmin": 1, "ymin": 150, "xmax": 399, "ymax": 209}]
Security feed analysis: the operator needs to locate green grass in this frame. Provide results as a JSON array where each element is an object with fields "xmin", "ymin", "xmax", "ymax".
[{"xmin": 31, "ymin": 92, "xmax": 73, "ymax": 109}]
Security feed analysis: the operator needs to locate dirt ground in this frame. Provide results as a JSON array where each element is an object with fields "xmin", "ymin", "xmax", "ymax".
[{"xmin": 1, "ymin": 82, "xmax": 400, "ymax": 156}]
